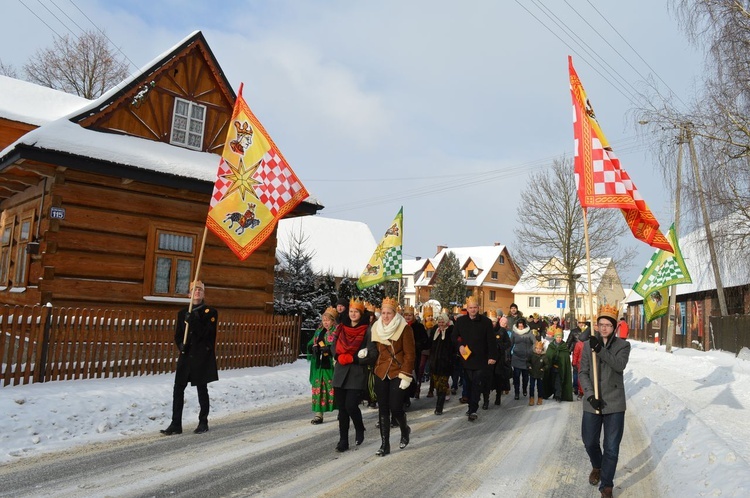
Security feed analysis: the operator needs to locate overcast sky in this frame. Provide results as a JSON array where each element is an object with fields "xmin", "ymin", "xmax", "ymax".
[{"xmin": 1, "ymin": 0, "xmax": 704, "ymax": 286}]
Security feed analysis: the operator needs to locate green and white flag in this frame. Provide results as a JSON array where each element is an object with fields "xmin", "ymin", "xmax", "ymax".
[
  {"xmin": 357, "ymin": 207, "xmax": 403, "ymax": 290},
  {"xmin": 632, "ymin": 224, "xmax": 692, "ymax": 321}
]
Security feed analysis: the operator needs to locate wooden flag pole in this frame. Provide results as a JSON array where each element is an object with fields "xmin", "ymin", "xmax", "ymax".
[
  {"xmin": 582, "ymin": 207, "xmax": 601, "ymax": 413},
  {"xmin": 184, "ymin": 226, "xmax": 210, "ymax": 345}
]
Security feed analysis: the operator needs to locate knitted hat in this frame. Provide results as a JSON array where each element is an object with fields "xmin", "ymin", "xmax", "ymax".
[{"xmin": 336, "ymin": 297, "xmax": 348, "ymax": 307}]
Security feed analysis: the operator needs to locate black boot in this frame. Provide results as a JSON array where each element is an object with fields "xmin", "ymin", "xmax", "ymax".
[
  {"xmin": 336, "ymin": 418, "xmax": 349, "ymax": 452},
  {"xmin": 435, "ymin": 394, "xmax": 446, "ymax": 415},
  {"xmin": 355, "ymin": 426, "xmax": 366, "ymax": 445},
  {"xmin": 482, "ymin": 393, "xmax": 489, "ymax": 410},
  {"xmin": 376, "ymin": 415, "xmax": 390, "ymax": 456},
  {"xmin": 160, "ymin": 423, "xmax": 182, "ymax": 435},
  {"xmin": 394, "ymin": 412, "xmax": 410, "ymax": 449},
  {"xmin": 495, "ymin": 392, "xmax": 501, "ymax": 406}
]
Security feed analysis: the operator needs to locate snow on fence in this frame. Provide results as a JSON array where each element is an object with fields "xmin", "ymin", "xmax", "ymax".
[{"xmin": 0, "ymin": 305, "xmax": 301, "ymax": 387}]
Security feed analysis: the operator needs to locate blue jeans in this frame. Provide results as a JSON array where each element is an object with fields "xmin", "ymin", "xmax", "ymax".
[
  {"xmin": 512, "ymin": 367, "xmax": 529, "ymax": 396},
  {"xmin": 582, "ymin": 411, "xmax": 625, "ymax": 490},
  {"xmin": 528, "ymin": 377, "xmax": 542, "ymax": 398}
]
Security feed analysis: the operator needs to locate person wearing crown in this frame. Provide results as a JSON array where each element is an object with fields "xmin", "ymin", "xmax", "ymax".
[
  {"xmin": 307, "ymin": 307, "xmax": 338, "ymax": 425},
  {"xmin": 360, "ymin": 296, "xmax": 416, "ymax": 456},
  {"xmin": 579, "ymin": 303, "xmax": 631, "ymax": 498},
  {"xmin": 331, "ymin": 298, "xmax": 372, "ymax": 452},
  {"xmin": 452, "ymin": 296, "xmax": 497, "ymax": 421}
]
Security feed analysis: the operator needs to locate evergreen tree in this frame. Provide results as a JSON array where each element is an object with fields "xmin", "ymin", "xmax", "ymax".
[
  {"xmin": 337, "ymin": 277, "xmax": 360, "ymax": 301},
  {"xmin": 431, "ymin": 251, "xmax": 466, "ymax": 311},
  {"xmin": 319, "ymin": 273, "xmax": 338, "ymax": 308},
  {"xmin": 274, "ymin": 232, "xmax": 329, "ymax": 328},
  {"xmin": 361, "ymin": 284, "xmax": 385, "ymax": 308}
]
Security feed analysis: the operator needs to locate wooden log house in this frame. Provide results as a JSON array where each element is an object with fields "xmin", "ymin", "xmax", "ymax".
[{"xmin": 0, "ymin": 31, "xmax": 321, "ymax": 313}]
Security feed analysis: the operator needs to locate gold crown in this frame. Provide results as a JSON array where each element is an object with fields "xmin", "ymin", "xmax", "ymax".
[
  {"xmin": 364, "ymin": 301, "xmax": 376, "ymax": 312},
  {"xmin": 597, "ymin": 303, "xmax": 619, "ymax": 322},
  {"xmin": 381, "ymin": 297, "xmax": 399, "ymax": 311},
  {"xmin": 465, "ymin": 296, "xmax": 479, "ymax": 307},
  {"xmin": 323, "ymin": 306, "xmax": 339, "ymax": 319},
  {"xmin": 403, "ymin": 305, "xmax": 415, "ymax": 314},
  {"xmin": 349, "ymin": 298, "xmax": 365, "ymax": 312}
]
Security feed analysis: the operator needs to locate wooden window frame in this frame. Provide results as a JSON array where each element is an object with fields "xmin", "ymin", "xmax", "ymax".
[
  {"xmin": 144, "ymin": 223, "xmax": 202, "ymax": 298},
  {"xmin": 489, "ymin": 290, "xmax": 496, "ymax": 302},
  {"xmin": 169, "ymin": 97, "xmax": 207, "ymax": 150},
  {"xmin": 498, "ymin": 255, "xmax": 505, "ymax": 265},
  {"xmin": 0, "ymin": 215, "xmax": 15, "ymax": 287},
  {"xmin": 491, "ymin": 271, "xmax": 498, "ymax": 280},
  {"xmin": 12, "ymin": 210, "xmax": 34, "ymax": 288}
]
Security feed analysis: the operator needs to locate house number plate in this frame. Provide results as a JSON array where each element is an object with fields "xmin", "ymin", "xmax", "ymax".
[{"xmin": 50, "ymin": 207, "xmax": 66, "ymax": 220}]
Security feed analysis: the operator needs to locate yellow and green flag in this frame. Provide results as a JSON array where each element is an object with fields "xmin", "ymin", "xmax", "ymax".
[
  {"xmin": 632, "ymin": 224, "xmax": 692, "ymax": 321},
  {"xmin": 357, "ymin": 207, "xmax": 403, "ymax": 290}
]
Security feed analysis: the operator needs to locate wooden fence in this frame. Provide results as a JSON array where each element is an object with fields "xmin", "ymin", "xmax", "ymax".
[{"xmin": 0, "ymin": 305, "xmax": 301, "ymax": 387}]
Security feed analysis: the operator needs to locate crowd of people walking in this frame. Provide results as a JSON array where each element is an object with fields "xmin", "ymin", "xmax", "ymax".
[{"xmin": 305, "ymin": 298, "xmax": 630, "ymax": 498}]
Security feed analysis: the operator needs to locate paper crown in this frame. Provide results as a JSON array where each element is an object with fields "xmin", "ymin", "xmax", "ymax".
[
  {"xmin": 364, "ymin": 301, "xmax": 376, "ymax": 312},
  {"xmin": 323, "ymin": 306, "xmax": 339, "ymax": 319},
  {"xmin": 597, "ymin": 303, "xmax": 619, "ymax": 322},
  {"xmin": 403, "ymin": 305, "xmax": 415, "ymax": 314},
  {"xmin": 465, "ymin": 296, "xmax": 479, "ymax": 307},
  {"xmin": 488, "ymin": 311, "xmax": 498, "ymax": 319},
  {"xmin": 381, "ymin": 297, "xmax": 399, "ymax": 312},
  {"xmin": 349, "ymin": 298, "xmax": 365, "ymax": 312}
]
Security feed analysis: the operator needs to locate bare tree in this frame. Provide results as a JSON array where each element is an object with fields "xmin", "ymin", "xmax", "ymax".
[
  {"xmin": 23, "ymin": 30, "xmax": 129, "ymax": 99},
  {"xmin": 0, "ymin": 59, "xmax": 18, "ymax": 78},
  {"xmin": 513, "ymin": 157, "xmax": 634, "ymax": 319},
  {"xmin": 639, "ymin": 1, "xmax": 750, "ymax": 246}
]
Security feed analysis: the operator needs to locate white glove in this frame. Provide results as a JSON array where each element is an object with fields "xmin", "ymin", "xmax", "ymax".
[
  {"xmin": 399, "ymin": 378, "xmax": 412, "ymax": 390},
  {"xmin": 357, "ymin": 348, "xmax": 368, "ymax": 359}
]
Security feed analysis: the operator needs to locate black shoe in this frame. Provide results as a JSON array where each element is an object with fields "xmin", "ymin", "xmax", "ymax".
[
  {"xmin": 523, "ymin": 390, "xmax": 527, "ymax": 397},
  {"xmin": 160, "ymin": 424, "xmax": 182, "ymax": 436},
  {"xmin": 482, "ymin": 400, "xmax": 489, "ymax": 410},
  {"xmin": 468, "ymin": 413, "xmax": 478, "ymax": 421},
  {"xmin": 193, "ymin": 422, "xmax": 209, "ymax": 434},
  {"xmin": 434, "ymin": 408, "xmax": 443, "ymax": 415},
  {"xmin": 399, "ymin": 426, "xmax": 411, "ymax": 449},
  {"xmin": 494, "ymin": 395, "xmax": 501, "ymax": 406},
  {"xmin": 355, "ymin": 428, "xmax": 365, "ymax": 445},
  {"xmin": 376, "ymin": 444, "xmax": 390, "ymax": 456},
  {"xmin": 335, "ymin": 440, "xmax": 349, "ymax": 452},
  {"xmin": 514, "ymin": 394, "xmax": 520, "ymax": 400}
]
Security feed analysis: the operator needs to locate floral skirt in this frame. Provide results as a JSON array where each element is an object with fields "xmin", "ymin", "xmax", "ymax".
[{"xmin": 311, "ymin": 370, "xmax": 336, "ymax": 413}]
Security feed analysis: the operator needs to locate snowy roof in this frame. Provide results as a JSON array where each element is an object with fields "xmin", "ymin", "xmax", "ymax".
[
  {"xmin": 512, "ymin": 257, "xmax": 613, "ymax": 294},
  {"xmin": 0, "ymin": 32, "xmax": 320, "ymax": 208},
  {"xmin": 0, "ymin": 75, "xmax": 89, "ymax": 126},
  {"xmin": 413, "ymin": 244, "xmax": 509, "ymax": 287},
  {"xmin": 276, "ymin": 216, "xmax": 376, "ymax": 278},
  {"xmin": 403, "ymin": 258, "xmax": 427, "ymax": 276}
]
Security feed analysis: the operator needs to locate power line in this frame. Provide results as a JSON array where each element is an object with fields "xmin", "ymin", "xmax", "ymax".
[
  {"xmin": 17, "ymin": 0, "xmax": 64, "ymax": 39},
  {"xmin": 65, "ymin": 0, "xmax": 140, "ymax": 71},
  {"xmin": 512, "ymin": 0, "xmax": 639, "ymax": 107},
  {"xmin": 583, "ymin": 0, "xmax": 688, "ymax": 109},
  {"xmin": 32, "ymin": 0, "xmax": 80, "ymax": 39},
  {"xmin": 528, "ymin": 0, "xmax": 644, "ymax": 105}
]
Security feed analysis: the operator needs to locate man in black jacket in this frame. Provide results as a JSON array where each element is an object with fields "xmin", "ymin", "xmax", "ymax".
[
  {"xmin": 161, "ymin": 281, "xmax": 219, "ymax": 436},
  {"xmin": 452, "ymin": 297, "xmax": 497, "ymax": 421}
]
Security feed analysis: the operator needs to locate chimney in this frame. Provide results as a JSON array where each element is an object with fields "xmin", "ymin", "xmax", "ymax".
[
  {"xmin": 494, "ymin": 242, "xmax": 501, "ymax": 246},
  {"xmin": 437, "ymin": 245, "xmax": 447, "ymax": 253},
  {"xmin": 415, "ymin": 256, "xmax": 422, "ymax": 261}
]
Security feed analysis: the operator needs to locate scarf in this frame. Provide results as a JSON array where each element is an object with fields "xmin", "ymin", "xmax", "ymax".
[
  {"xmin": 433, "ymin": 325, "xmax": 448, "ymax": 341},
  {"xmin": 371, "ymin": 313, "xmax": 407, "ymax": 344},
  {"xmin": 335, "ymin": 322, "xmax": 368, "ymax": 356}
]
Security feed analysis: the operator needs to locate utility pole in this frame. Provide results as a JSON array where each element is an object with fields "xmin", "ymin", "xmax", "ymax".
[
  {"xmin": 686, "ymin": 124, "xmax": 729, "ymax": 316},
  {"xmin": 665, "ymin": 127, "xmax": 685, "ymax": 353}
]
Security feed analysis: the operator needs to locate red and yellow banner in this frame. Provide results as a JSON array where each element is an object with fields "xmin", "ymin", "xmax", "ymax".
[
  {"xmin": 569, "ymin": 57, "xmax": 672, "ymax": 253},
  {"xmin": 207, "ymin": 86, "xmax": 308, "ymax": 260}
]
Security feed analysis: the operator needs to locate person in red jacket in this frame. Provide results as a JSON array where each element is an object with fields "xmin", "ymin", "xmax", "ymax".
[
  {"xmin": 617, "ymin": 317, "xmax": 629, "ymax": 339},
  {"xmin": 572, "ymin": 337, "xmax": 584, "ymax": 399}
]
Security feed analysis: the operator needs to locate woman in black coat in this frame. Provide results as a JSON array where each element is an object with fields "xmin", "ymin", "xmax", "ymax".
[
  {"xmin": 428, "ymin": 313, "xmax": 454, "ymax": 415},
  {"xmin": 482, "ymin": 317, "xmax": 512, "ymax": 408}
]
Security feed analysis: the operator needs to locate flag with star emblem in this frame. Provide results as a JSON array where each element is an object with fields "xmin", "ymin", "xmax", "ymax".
[
  {"xmin": 632, "ymin": 224, "xmax": 692, "ymax": 321},
  {"xmin": 357, "ymin": 207, "xmax": 403, "ymax": 290},
  {"xmin": 207, "ymin": 85, "xmax": 308, "ymax": 260}
]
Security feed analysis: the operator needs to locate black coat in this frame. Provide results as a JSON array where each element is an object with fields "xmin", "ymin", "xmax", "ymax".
[
  {"xmin": 411, "ymin": 321, "xmax": 430, "ymax": 353},
  {"xmin": 174, "ymin": 303, "xmax": 219, "ymax": 386},
  {"xmin": 428, "ymin": 325, "xmax": 454, "ymax": 376},
  {"xmin": 452, "ymin": 314, "xmax": 497, "ymax": 370}
]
